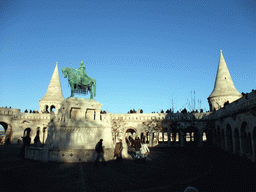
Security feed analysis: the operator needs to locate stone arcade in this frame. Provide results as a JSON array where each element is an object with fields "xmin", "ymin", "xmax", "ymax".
[{"xmin": 0, "ymin": 51, "xmax": 255, "ymax": 163}]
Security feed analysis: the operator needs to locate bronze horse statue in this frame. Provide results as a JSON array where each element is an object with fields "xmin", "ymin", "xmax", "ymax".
[{"xmin": 61, "ymin": 67, "xmax": 96, "ymax": 99}]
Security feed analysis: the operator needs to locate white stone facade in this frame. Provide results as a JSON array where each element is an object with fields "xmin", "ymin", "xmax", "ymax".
[{"xmin": 0, "ymin": 53, "xmax": 255, "ymax": 163}]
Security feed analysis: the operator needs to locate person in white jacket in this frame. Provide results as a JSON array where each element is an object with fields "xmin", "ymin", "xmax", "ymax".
[{"xmin": 140, "ymin": 141, "xmax": 150, "ymax": 161}]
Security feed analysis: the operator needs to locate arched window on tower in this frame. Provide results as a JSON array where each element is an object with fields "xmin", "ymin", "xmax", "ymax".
[
  {"xmin": 50, "ymin": 105, "xmax": 55, "ymax": 113},
  {"xmin": 203, "ymin": 132, "xmax": 207, "ymax": 141}
]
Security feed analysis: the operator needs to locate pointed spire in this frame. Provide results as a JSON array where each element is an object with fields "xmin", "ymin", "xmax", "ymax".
[
  {"xmin": 40, "ymin": 62, "xmax": 65, "ymax": 102},
  {"xmin": 209, "ymin": 50, "xmax": 241, "ymax": 98}
]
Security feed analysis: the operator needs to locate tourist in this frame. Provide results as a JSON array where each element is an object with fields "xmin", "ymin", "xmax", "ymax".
[
  {"xmin": 24, "ymin": 109, "xmax": 28, "ymax": 113},
  {"xmin": 94, "ymin": 139, "xmax": 106, "ymax": 166},
  {"xmin": 114, "ymin": 138, "xmax": 123, "ymax": 162},
  {"xmin": 134, "ymin": 137, "xmax": 141, "ymax": 159},
  {"xmin": 140, "ymin": 140, "xmax": 150, "ymax": 162}
]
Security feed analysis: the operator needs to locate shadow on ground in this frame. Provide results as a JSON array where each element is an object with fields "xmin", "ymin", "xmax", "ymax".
[{"xmin": 0, "ymin": 145, "xmax": 255, "ymax": 192}]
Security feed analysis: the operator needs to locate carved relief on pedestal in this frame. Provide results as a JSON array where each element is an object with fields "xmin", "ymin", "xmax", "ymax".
[
  {"xmin": 86, "ymin": 109, "xmax": 95, "ymax": 121},
  {"xmin": 70, "ymin": 107, "xmax": 82, "ymax": 119}
]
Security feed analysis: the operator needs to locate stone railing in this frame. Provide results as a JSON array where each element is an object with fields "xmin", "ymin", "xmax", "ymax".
[
  {"xmin": 100, "ymin": 112, "xmax": 212, "ymax": 122},
  {"xmin": 0, "ymin": 108, "xmax": 21, "ymax": 115},
  {"xmin": 13, "ymin": 113, "xmax": 51, "ymax": 120}
]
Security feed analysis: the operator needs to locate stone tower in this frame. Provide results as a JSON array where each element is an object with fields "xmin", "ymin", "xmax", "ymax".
[
  {"xmin": 39, "ymin": 62, "xmax": 65, "ymax": 114},
  {"xmin": 208, "ymin": 50, "xmax": 242, "ymax": 111}
]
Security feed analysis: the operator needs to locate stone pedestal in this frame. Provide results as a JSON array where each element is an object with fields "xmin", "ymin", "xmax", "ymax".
[{"xmin": 26, "ymin": 97, "xmax": 114, "ymax": 163}]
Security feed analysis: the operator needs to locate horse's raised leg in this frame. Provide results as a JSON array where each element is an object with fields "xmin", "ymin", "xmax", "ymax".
[{"xmin": 71, "ymin": 83, "xmax": 74, "ymax": 97}]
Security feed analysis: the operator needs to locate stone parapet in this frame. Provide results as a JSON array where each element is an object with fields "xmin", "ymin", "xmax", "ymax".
[
  {"xmin": 208, "ymin": 90, "xmax": 256, "ymax": 119},
  {"xmin": 25, "ymin": 147, "xmax": 115, "ymax": 163}
]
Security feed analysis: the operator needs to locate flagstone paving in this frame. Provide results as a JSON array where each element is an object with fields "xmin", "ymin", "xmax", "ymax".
[{"xmin": 0, "ymin": 145, "xmax": 255, "ymax": 192}]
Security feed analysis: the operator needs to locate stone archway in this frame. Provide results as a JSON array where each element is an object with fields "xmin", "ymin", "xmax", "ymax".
[
  {"xmin": 50, "ymin": 105, "xmax": 56, "ymax": 113},
  {"xmin": 185, "ymin": 126, "xmax": 199, "ymax": 147},
  {"xmin": 44, "ymin": 105, "xmax": 49, "ymax": 113},
  {"xmin": 125, "ymin": 128, "xmax": 137, "ymax": 140},
  {"xmin": 0, "ymin": 122, "xmax": 8, "ymax": 144}
]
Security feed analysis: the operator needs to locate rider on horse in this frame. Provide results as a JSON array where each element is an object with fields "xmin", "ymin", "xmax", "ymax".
[{"xmin": 71, "ymin": 61, "xmax": 89, "ymax": 84}]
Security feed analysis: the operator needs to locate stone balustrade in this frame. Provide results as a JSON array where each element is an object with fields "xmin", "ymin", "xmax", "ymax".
[
  {"xmin": 0, "ymin": 108, "xmax": 21, "ymax": 115},
  {"xmin": 100, "ymin": 111, "xmax": 212, "ymax": 123},
  {"xmin": 208, "ymin": 90, "xmax": 256, "ymax": 119}
]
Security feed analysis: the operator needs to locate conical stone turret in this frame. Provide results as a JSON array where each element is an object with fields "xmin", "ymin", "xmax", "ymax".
[
  {"xmin": 39, "ymin": 62, "xmax": 65, "ymax": 114},
  {"xmin": 208, "ymin": 50, "xmax": 242, "ymax": 111}
]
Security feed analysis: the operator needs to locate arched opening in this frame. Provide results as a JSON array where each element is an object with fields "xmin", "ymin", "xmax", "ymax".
[
  {"xmin": 0, "ymin": 122, "xmax": 11, "ymax": 144},
  {"xmin": 202, "ymin": 132, "xmax": 207, "ymax": 142},
  {"xmin": 50, "ymin": 105, "xmax": 55, "ymax": 113},
  {"xmin": 24, "ymin": 128, "xmax": 31, "ymax": 137},
  {"xmin": 125, "ymin": 128, "xmax": 136, "ymax": 141},
  {"xmin": 241, "ymin": 122, "xmax": 248, "ymax": 156},
  {"xmin": 153, "ymin": 132, "xmax": 158, "ymax": 144},
  {"xmin": 226, "ymin": 124, "xmax": 233, "ymax": 153},
  {"xmin": 176, "ymin": 131, "xmax": 180, "ymax": 143},
  {"xmin": 125, "ymin": 128, "xmax": 137, "ymax": 149},
  {"xmin": 141, "ymin": 132, "xmax": 149, "ymax": 144},
  {"xmin": 0, "ymin": 123, "xmax": 7, "ymax": 145},
  {"xmin": 23, "ymin": 128, "xmax": 32, "ymax": 146},
  {"xmin": 185, "ymin": 127, "xmax": 198, "ymax": 147},
  {"xmin": 186, "ymin": 132, "xmax": 191, "ymax": 142},
  {"xmin": 234, "ymin": 128, "xmax": 240, "ymax": 155},
  {"xmin": 44, "ymin": 105, "xmax": 49, "ymax": 113}
]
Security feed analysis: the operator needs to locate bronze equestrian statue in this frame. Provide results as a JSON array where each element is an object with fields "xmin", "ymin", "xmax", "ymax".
[{"xmin": 61, "ymin": 61, "xmax": 96, "ymax": 99}]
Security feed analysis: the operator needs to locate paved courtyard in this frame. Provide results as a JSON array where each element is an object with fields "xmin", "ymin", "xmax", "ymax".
[{"xmin": 0, "ymin": 145, "xmax": 255, "ymax": 192}]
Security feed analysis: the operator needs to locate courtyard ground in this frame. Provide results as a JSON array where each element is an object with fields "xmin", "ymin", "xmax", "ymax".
[{"xmin": 0, "ymin": 144, "xmax": 255, "ymax": 192}]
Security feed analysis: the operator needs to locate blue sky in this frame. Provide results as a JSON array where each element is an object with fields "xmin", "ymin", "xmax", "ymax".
[{"xmin": 0, "ymin": 0, "xmax": 256, "ymax": 115}]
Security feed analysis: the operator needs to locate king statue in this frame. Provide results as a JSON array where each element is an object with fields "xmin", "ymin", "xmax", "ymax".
[
  {"xmin": 71, "ymin": 61, "xmax": 89, "ymax": 84},
  {"xmin": 61, "ymin": 60, "xmax": 96, "ymax": 99}
]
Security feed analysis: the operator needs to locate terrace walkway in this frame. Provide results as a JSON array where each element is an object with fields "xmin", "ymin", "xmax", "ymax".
[{"xmin": 0, "ymin": 145, "xmax": 255, "ymax": 192}]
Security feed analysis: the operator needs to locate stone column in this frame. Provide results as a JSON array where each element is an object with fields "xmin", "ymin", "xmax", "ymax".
[
  {"xmin": 137, "ymin": 130, "xmax": 142, "ymax": 140},
  {"xmin": 180, "ymin": 132, "xmax": 185, "ymax": 147},
  {"xmin": 162, "ymin": 132, "xmax": 164, "ymax": 144},
  {"xmin": 95, "ymin": 109, "xmax": 101, "ymax": 121}
]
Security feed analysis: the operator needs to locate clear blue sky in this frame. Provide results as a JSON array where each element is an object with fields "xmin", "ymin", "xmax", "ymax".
[{"xmin": 0, "ymin": 0, "xmax": 256, "ymax": 115}]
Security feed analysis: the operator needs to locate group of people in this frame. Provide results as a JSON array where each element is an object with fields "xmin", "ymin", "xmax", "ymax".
[
  {"xmin": 24, "ymin": 109, "xmax": 39, "ymax": 113},
  {"xmin": 127, "ymin": 109, "xmax": 143, "ymax": 114},
  {"xmin": 94, "ymin": 136, "xmax": 150, "ymax": 166}
]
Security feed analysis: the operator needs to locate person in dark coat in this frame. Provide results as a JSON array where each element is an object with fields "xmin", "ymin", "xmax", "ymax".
[
  {"xmin": 94, "ymin": 139, "xmax": 106, "ymax": 166},
  {"xmin": 134, "ymin": 137, "xmax": 141, "ymax": 159},
  {"xmin": 114, "ymin": 138, "xmax": 123, "ymax": 162}
]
